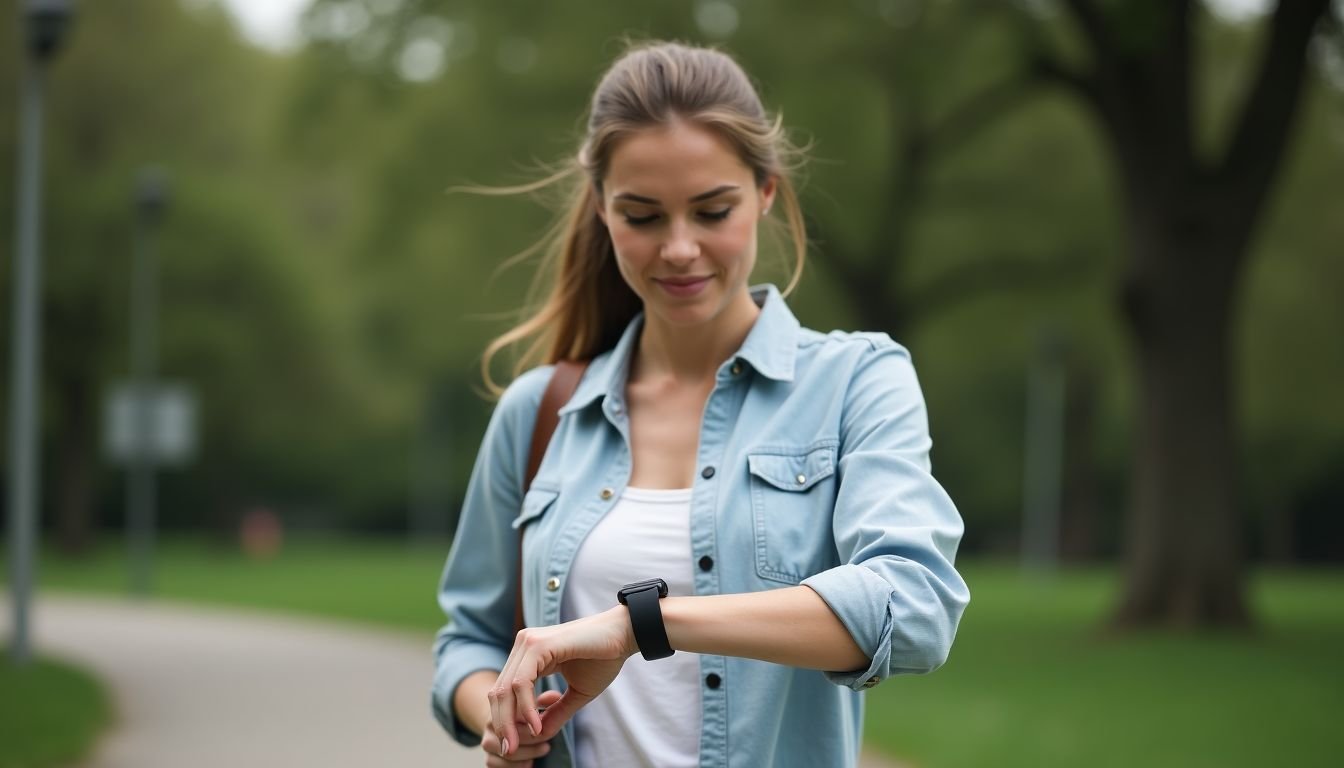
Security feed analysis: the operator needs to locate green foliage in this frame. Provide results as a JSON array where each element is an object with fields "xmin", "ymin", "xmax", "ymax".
[
  {"xmin": 0, "ymin": 654, "xmax": 111, "ymax": 768},
  {"xmin": 0, "ymin": 0, "xmax": 1339, "ymax": 544}
]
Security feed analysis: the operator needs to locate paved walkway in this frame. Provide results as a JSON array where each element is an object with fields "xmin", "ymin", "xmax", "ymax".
[
  {"xmin": 19, "ymin": 593, "xmax": 902, "ymax": 767},
  {"xmin": 29, "ymin": 594, "xmax": 474, "ymax": 767}
]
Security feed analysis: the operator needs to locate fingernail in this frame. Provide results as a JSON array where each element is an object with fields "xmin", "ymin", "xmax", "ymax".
[{"xmin": 501, "ymin": 738, "xmax": 509, "ymax": 755}]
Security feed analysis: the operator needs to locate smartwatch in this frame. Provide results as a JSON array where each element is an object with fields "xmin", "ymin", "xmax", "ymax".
[{"xmin": 616, "ymin": 578, "xmax": 674, "ymax": 661}]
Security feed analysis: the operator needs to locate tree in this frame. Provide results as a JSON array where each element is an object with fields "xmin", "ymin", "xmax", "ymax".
[{"xmin": 1022, "ymin": 0, "xmax": 1337, "ymax": 628}]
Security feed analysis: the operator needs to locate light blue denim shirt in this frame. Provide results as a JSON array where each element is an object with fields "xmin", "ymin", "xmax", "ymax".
[{"xmin": 432, "ymin": 285, "xmax": 968, "ymax": 767}]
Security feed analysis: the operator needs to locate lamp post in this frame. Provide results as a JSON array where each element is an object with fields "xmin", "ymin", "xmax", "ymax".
[
  {"xmin": 128, "ymin": 168, "xmax": 168, "ymax": 596},
  {"xmin": 1021, "ymin": 329, "xmax": 1066, "ymax": 576},
  {"xmin": 7, "ymin": 0, "xmax": 75, "ymax": 665}
]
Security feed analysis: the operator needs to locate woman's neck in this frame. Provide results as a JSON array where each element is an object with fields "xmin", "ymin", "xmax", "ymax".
[{"xmin": 633, "ymin": 291, "xmax": 760, "ymax": 384}]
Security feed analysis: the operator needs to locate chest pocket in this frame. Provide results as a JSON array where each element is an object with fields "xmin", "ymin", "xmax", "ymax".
[
  {"xmin": 511, "ymin": 487, "xmax": 558, "ymax": 532},
  {"xmin": 511, "ymin": 486, "xmax": 558, "ymax": 616},
  {"xmin": 747, "ymin": 444, "xmax": 838, "ymax": 585}
]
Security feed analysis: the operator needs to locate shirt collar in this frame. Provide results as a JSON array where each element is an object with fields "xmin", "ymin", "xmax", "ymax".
[{"xmin": 559, "ymin": 284, "xmax": 800, "ymax": 415}]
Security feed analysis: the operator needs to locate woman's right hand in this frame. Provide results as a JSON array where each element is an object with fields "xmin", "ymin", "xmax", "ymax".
[{"xmin": 478, "ymin": 689, "xmax": 562, "ymax": 767}]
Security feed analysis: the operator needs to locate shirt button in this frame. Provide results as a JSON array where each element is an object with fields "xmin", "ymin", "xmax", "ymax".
[
  {"xmin": 701, "ymin": 466, "xmax": 715, "ymax": 479},
  {"xmin": 698, "ymin": 555, "xmax": 714, "ymax": 572},
  {"xmin": 796, "ymin": 474, "xmax": 807, "ymax": 485},
  {"xmin": 862, "ymin": 676, "xmax": 880, "ymax": 689},
  {"xmin": 705, "ymin": 673, "xmax": 722, "ymax": 689},
  {"xmin": 546, "ymin": 577, "xmax": 561, "ymax": 592},
  {"xmin": 730, "ymin": 362, "xmax": 743, "ymax": 376},
  {"xmin": 611, "ymin": 402, "xmax": 624, "ymax": 415},
  {"xmin": 600, "ymin": 487, "xmax": 614, "ymax": 501}
]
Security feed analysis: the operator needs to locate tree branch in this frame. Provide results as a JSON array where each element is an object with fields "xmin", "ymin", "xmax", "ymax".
[
  {"xmin": 906, "ymin": 250, "xmax": 1093, "ymax": 325},
  {"xmin": 1030, "ymin": 51, "xmax": 1102, "ymax": 108},
  {"xmin": 1219, "ymin": 0, "xmax": 1331, "ymax": 195},
  {"xmin": 1062, "ymin": 0, "xmax": 1118, "ymax": 69},
  {"xmin": 923, "ymin": 71, "xmax": 1041, "ymax": 161}
]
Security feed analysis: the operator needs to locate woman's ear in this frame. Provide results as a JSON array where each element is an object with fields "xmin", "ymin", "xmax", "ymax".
[{"xmin": 759, "ymin": 176, "xmax": 778, "ymax": 217}]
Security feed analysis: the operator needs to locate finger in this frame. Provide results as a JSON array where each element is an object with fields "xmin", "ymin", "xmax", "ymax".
[
  {"xmin": 536, "ymin": 689, "xmax": 563, "ymax": 709},
  {"xmin": 536, "ymin": 688, "xmax": 594, "ymax": 740},
  {"xmin": 492, "ymin": 635, "xmax": 528, "ymax": 755},
  {"xmin": 482, "ymin": 737, "xmax": 547, "ymax": 767},
  {"xmin": 511, "ymin": 676, "xmax": 543, "ymax": 738},
  {"xmin": 487, "ymin": 680, "xmax": 515, "ymax": 757},
  {"xmin": 507, "ymin": 740, "xmax": 552, "ymax": 761}
]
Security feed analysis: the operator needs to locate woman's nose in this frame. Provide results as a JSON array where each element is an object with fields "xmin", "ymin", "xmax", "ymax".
[{"xmin": 660, "ymin": 221, "xmax": 700, "ymax": 264}]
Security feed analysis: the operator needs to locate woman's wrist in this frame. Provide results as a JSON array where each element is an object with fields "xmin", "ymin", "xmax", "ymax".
[
  {"xmin": 607, "ymin": 604, "xmax": 640, "ymax": 658},
  {"xmin": 453, "ymin": 669, "xmax": 497, "ymax": 738}
]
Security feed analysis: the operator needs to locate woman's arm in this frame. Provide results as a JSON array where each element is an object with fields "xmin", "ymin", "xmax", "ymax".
[
  {"xmin": 488, "ymin": 584, "xmax": 867, "ymax": 759},
  {"xmin": 662, "ymin": 585, "xmax": 867, "ymax": 670},
  {"xmin": 432, "ymin": 367, "xmax": 554, "ymax": 747},
  {"xmin": 454, "ymin": 670, "xmax": 496, "ymax": 738}
]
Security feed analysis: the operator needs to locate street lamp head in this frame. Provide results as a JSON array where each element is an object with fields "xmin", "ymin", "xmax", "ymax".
[
  {"xmin": 26, "ymin": 0, "xmax": 75, "ymax": 62},
  {"xmin": 136, "ymin": 167, "xmax": 171, "ymax": 223}
]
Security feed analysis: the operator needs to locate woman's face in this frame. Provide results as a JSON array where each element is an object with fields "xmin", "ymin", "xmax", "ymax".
[{"xmin": 598, "ymin": 120, "xmax": 776, "ymax": 330}]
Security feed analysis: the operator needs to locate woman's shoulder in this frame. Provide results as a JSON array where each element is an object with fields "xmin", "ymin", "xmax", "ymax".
[
  {"xmin": 798, "ymin": 326, "xmax": 913, "ymax": 364},
  {"xmin": 491, "ymin": 364, "xmax": 557, "ymax": 425}
]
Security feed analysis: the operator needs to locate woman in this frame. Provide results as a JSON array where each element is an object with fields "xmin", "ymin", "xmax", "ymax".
[{"xmin": 431, "ymin": 41, "xmax": 968, "ymax": 768}]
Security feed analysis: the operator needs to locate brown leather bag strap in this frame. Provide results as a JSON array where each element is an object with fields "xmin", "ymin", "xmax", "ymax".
[
  {"xmin": 515, "ymin": 359, "xmax": 588, "ymax": 633},
  {"xmin": 523, "ymin": 360, "xmax": 587, "ymax": 493}
]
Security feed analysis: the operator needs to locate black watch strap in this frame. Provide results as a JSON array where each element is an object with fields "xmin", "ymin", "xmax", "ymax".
[{"xmin": 617, "ymin": 578, "xmax": 674, "ymax": 661}]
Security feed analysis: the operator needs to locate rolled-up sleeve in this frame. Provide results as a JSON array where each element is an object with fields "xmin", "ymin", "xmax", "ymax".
[
  {"xmin": 430, "ymin": 366, "xmax": 550, "ymax": 744},
  {"xmin": 801, "ymin": 340, "xmax": 969, "ymax": 691}
]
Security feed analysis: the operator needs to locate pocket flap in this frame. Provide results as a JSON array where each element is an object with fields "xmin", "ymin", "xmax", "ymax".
[
  {"xmin": 510, "ymin": 488, "xmax": 558, "ymax": 530},
  {"xmin": 747, "ymin": 447, "xmax": 836, "ymax": 492}
]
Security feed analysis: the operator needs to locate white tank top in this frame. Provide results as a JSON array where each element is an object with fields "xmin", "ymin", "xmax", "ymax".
[{"xmin": 559, "ymin": 486, "xmax": 701, "ymax": 768}]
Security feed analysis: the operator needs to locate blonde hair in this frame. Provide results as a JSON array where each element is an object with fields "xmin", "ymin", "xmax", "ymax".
[{"xmin": 481, "ymin": 41, "xmax": 809, "ymax": 394}]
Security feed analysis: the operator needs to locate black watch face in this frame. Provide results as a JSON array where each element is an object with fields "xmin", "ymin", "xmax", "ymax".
[{"xmin": 618, "ymin": 578, "xmax": 668, "ymax": 602}]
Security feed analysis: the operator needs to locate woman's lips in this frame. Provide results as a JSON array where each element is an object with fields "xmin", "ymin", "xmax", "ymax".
[{"xmin": 655, "ymin": 276, "xmax": 711, "ymax": 297}]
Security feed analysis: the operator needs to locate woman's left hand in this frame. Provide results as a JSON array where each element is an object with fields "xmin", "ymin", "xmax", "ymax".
[{"xmin": 488, "ymin": 606, "xmax": 636, "ymax": 760}]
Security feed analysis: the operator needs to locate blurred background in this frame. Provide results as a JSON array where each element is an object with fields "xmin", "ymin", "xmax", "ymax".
[{"xmin": 2, "ymin": 1, "xmax": 1342, "ymax": 766}]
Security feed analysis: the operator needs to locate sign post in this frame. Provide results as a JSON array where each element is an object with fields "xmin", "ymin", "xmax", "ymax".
[{"xmin": 6, "ymin": 0, "xmax": 75, "ymax": 666}]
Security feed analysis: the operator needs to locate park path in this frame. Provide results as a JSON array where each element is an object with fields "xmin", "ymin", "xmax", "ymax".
[
  {"xmin": 30, "ymin": 593, "xmax": 476, "ymax": 768},
  {"xmin": 22, "ymin": 593, "xmax": 904, "ymax": 768}
]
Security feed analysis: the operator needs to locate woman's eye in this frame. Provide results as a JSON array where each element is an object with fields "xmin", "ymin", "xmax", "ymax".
[
  {"xmin": 623, "ymin": 213, "xmax": 660, "ymax": 226},
  {"xmin": 699, "ymin": 207, "xmax": 732, "ymax": 222}
]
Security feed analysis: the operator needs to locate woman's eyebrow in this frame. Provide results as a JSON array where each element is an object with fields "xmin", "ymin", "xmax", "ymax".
[{"xmin": 613, "ymin": 184, "xmax": 741, "ymax": 205}]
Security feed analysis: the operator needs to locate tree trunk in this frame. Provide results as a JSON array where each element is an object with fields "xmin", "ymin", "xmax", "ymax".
[
  {"xmin": 53, "ymin": 370, "xmax": 98, "ymax": 555},
  {"xmin": 1020, "ymin": 0, "xmax": 1328, "ymax": 629},
  {"xmin": 1113, "ymin": 229, "xmax": 1250, "ymax": 628},
  {"xmin": 1060, "ymin": 359, "xmax": 1100, "ymax": 562}
]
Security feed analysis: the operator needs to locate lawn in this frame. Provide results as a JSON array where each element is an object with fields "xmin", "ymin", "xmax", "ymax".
[
  {"xmin": 9, "ymin": 538, "xmax": 1344, "ymax": 767},
  {"xmin": 0, "ymin": 653, "xmax": 110, "ymax": 768},
  {"xmin": 864, "ymin": 566, "xmax": 1344, "ymax": 767}
]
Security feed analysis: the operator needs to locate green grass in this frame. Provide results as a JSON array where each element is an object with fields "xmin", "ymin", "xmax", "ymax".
[
  {"xmin": 0, "ymin": 654, "xmax": 111, "ymax": 768},
  {"xmin": 23, "ymin": 536, "xmax": 448, "ymax": 631},
  {"xmin": 10, "ymin": 539, "xmax": 1344, "ymax": 766},
  {"xmin": 863, "ymin": 565, "xmax": 1344, "ymax": 767}
]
